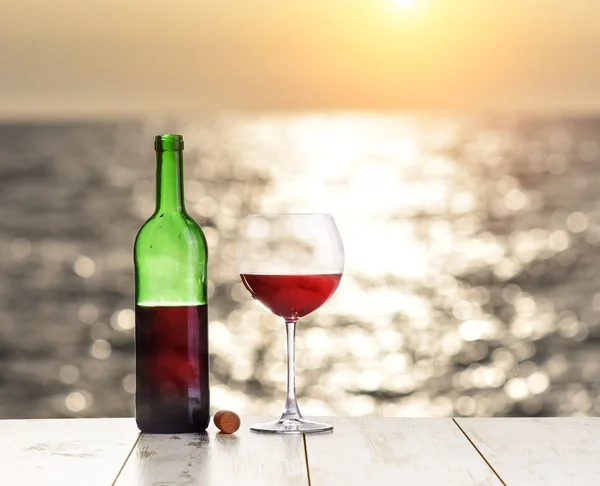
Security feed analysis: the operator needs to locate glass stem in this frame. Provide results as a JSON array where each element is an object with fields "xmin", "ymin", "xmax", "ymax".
[{"xmin": 281, "ymin": 319, "xmax": 302, "ymax": 421}]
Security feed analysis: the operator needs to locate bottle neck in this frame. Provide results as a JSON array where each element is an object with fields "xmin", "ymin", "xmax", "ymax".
[{"xmin": 156, "ymin": 150, "xmax": 185, "ymax": 212}]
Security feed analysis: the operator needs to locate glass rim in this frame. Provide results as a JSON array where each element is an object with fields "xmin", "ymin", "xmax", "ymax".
[{"xmin": 246, "ymin": 212, "xmax": 334, "ymax": 217}]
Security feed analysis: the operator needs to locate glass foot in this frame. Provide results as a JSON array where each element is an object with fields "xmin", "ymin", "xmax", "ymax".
[{"xmin": 250, "ymin": 417, "xmax": 333, "ymax": 434}]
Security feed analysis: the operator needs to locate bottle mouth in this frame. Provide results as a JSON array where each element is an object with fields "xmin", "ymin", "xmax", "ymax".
[{"xmin": 155, "ymin": 134, "xmax": 184, "ymax": 152}]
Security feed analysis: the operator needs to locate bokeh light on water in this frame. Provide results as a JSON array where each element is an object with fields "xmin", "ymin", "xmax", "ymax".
[{"xmin": 0, "ymin": 115, "xmax": 599, "ymax": 418}]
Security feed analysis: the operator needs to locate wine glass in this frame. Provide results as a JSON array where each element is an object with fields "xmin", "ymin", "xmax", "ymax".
[{"xmin": 238, "ymin": 213, "xmax": 344, "ymax": 434}]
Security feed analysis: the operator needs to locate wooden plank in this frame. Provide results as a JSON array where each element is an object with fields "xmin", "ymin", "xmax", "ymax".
[
  {"xmin": 115, "ymin": 416, "xmax": 307, "ymax": 486},
  {"xmin": 0, "ymin": 418, "xmax": 139, "ymax": 486},
  {"xmin": 304, "ymin": 417, "xmax": 501, "ymax": 485},
  {"xmin": 456, "ymin": 418, "xmax": 600, "ymax": 486}
]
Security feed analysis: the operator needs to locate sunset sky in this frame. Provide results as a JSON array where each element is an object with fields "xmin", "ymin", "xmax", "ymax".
[{"xmin": 2, "ymin": 0, "xmax": 600, "ymax": 118}]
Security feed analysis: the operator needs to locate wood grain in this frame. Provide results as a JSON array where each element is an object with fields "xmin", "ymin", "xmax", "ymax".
[
  {"xmin": 0, "ymin": 418, "xmax": 139, "ymax": 486},
  {"xmin": 115, "ymin": 417, "xmax": 307, "ymax": 486},
  {"xmin": 456, "ymin": 418, "xmax": 600, "ymax": 486},
  {"xmin": 304, "ymin": 417, "xmax": 501, "ymax": 486}
]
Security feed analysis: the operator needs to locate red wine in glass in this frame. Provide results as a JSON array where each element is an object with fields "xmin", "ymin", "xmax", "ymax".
[
  {"xmin": 240, "ymin": 274, "xmax": 342, "ymax": 321},
  {"xmin": 135, "ymin": 305, "xmax": 210, "ymax": 433}
]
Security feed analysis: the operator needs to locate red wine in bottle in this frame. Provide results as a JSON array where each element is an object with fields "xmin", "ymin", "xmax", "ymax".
[
  {"xmin": 135, "ymin": 305, "xmax": 209, "ymax": 433},
  {"xmin": 134, "ymin": 135, "xmax": 209, "ymax": 433}
]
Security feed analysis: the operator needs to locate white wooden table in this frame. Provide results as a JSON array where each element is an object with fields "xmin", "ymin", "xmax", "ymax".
[{"xmin": 1, "ymin": 417, "xmax": 599, "ymax": 485}]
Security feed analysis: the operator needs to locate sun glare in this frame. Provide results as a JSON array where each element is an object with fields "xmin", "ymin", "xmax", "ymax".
[{"xmin": 395, "ymin": 0, "xmax": 415, "ymax": 6}]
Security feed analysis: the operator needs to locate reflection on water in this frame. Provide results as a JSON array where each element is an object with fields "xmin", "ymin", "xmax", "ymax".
[{"xmin": 0, "ymin": 114, "xmax": 599, "ymax": 418}]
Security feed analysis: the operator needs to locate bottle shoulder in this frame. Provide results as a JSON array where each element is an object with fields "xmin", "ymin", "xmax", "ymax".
[
  {"xmin": 134, "ymin": 211, "xmax": 207, "ymax": 252},
  {"xmin": 182, "ymin": 212, "xmax": 208, "ymax": 244}
]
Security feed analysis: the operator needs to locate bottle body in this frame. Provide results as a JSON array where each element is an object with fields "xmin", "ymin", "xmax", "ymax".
[{"xmin": 134, "ymin": 135, "xmax": 209, "ymax": 433}]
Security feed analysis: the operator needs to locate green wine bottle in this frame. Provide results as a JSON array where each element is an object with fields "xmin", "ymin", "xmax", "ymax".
[{"xmin": 134, "ymin": 134, "xmax": 210, "ymax": 433}]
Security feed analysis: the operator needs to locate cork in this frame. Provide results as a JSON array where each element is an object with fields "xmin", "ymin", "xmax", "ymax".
[{"xmin": 214, "ymin": 410, "xmax": 241, "ymax": 434}]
